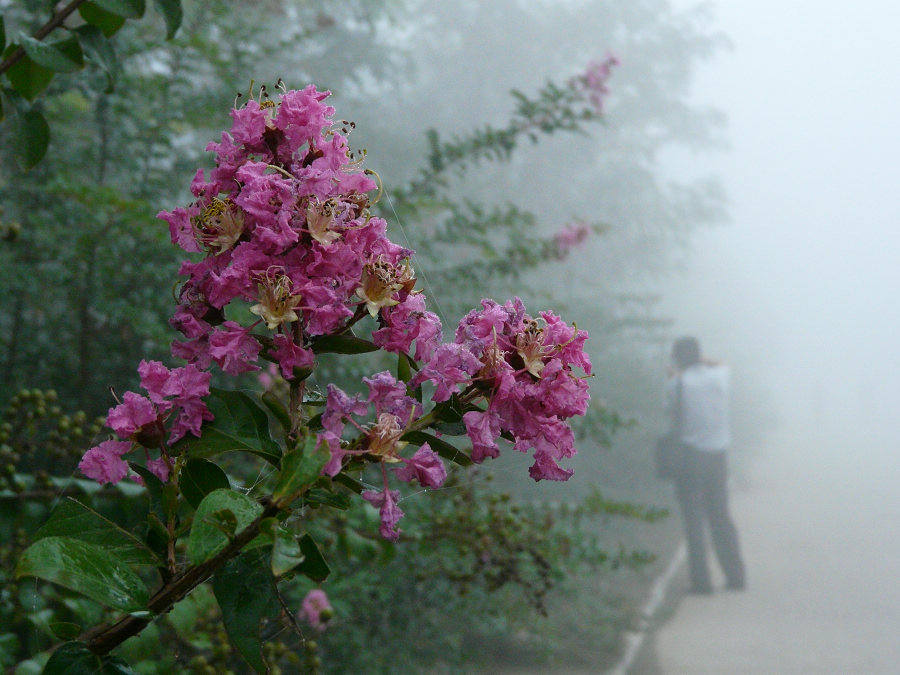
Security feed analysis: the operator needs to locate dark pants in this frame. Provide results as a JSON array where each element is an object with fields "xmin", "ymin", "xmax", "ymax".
[{"xmin": 675, "ymin": 448, "xmax": 745, "ymax": 591}]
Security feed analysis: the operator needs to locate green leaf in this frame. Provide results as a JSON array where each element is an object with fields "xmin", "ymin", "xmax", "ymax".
[
  {"xmin": 49, "ymin": 622, "xmax": 81, "ymax": 641},
  {"xmin": 42, "ymin": 641, "xmax": 138, "ymax": 675},
  {"xmin": 1, "ymin": 17, "xmax": 6, "ymax": 54},
  {"xmin": 401, "ymin": 430, "xmax": 472, "ymax": 466},
  {"xmin": 431, "ymin": 395, "xmax": 467, "ymax": 435},
  {"xmin": 10, "ymin": 104, "xmax": 50, "ymax": 170},
  {"xmin": 92, "ymin": 0, "xmax": 146, "ymax": 19},
  {"xmin": 179, "ymin": 458, "xmax": 230, "ymax": 510},
  {"xmin": 272, "ymin": 436, "xmax": 329, "ymax": 506},
  {"xmin": 333, "ymin": 472, "xmax": 365, "ymax": 494},
  {"xmin": 152, "ymin": 0, "xmax": 183, "ymax": 39},
  {"xmin": 269, "ymin": 526, "xmax": 304, "ymax": 577},
  {"xmin": 297, "ymin": 533, "xmax": 329, "ymax": 582},
  {"xmin": 304, "ymin": 487, "xmax": 351, "ymax": 510},
  {"xmin": 187, "ymin": 488, "xmax": 263, "ymax": 565},
  {"xmin": 174, "ymin": 388, "xmax": 282, "ymax": 466},
  {"xmin": 19, "ymin": 33, "xmax": 84, "ymax": 73},
  {"xmin": 213, "ymin": 549, "xmax": 279, "ymax": 674},
  {"xmin": 397, "ymin": 351, "xmax": 414, "ymax": 383},
  {"xmin": 33, "ymin": 498, "xmax": 159, "ymax": 566},
  {"xmin": 309, "ymin": 334, "xmax": 379, "ymax": 355},
  {"xmin": 79, "ymin": 2, "xmax": 127, "ymax": 37},
  {"xmin": 5, "ymin": 50, "xmax": 54, "ymax": 101},
  {"xmin": 260, "ymin": 390, "xmax": 291, "ymax": 433},
  {"xmin": 16, "ymin": 538, "xmax": 149, "ymax": 612},
  {"xmin": 74, "ymin": 25, "xmax": 120, "ymax": 93},
  {"xmin": 129, "ymin": 463, "xmax": 164, "ymax": 513}
]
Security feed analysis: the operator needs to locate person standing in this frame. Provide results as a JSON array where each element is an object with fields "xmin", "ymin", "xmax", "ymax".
[{"xmin": 665, "ymin": 336, "xmax": 746, "ymax": 593}]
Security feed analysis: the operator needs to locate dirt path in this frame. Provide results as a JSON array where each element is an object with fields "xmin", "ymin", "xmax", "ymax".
[{"xmin": 632, "ymin": 422, "xmax": 900, "ymax": 674}]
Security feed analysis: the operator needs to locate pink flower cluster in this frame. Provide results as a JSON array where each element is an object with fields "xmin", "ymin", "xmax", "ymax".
[
  {"xmin": 77, "ymin": 85, "xmax": 593, "ymax": 543},
  {"xmin": 78, "ymin": 361, "xmax": 211, "ymax": 484},
  {"xmin": 453, "ymin": 298, "xmax": 591, "ymax": 482},
  {"xmin": 577, "ymin": 52, "xmax": 620, "ymax": 113},
  {"xmin": 320, "ymin": 370, "xmax": 446, "ymax": 541},
  {"xmin": 160, "ymin": 85, "xmax": 409, "ymax": 378}
]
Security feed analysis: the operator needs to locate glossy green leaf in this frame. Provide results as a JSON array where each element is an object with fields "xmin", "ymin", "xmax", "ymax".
[
  {"xmin": 43, "ymin": 641, "xmax": 138, "ymax": 675},
  {"xmin": 152, "ymin": 0, "xmax": 183, "ymax": 39},
  {"xmin": 179, "ymin": 458, "xmax": 230, "ymax": 509},
  {"xmin": 19, "ymin": 33, "xmax": 84, "ymax": 73},
  {"xmin": 213, "ymin": 549, "xmax": 279, "ymax": 674},
  {"xmin": 16, "ymin": 538, "xmax": 149, "ymax": 612},
  {"xmin": 10, "ymin": 104, "xmax": 50, "ymax": 170},
  {"xmin": 272, "ymin": 436, "xmax": 329, "ymax": 505},
  {"xmin": 309, "ymin": 334, "xmax": 379, "ymax": 355},
  {"xmin": 92, "ymin": 0, "xmax": 146, "ymax": 19},
  {"xmin": 297, "ymin": 533, "xmax": 329, "ymax": 582},
  {"xmin": 33, "ymin": 498, "xmax": 159, "ymax": 566},
  {"xmin": 74, "ymin": 25, "xmax": 120, "ymax": 92},
  {"xmin": 6, "ymin": 50, "xmax": 54, "ymax": 101},
  {"xmin": 401, "ymin": 430, "xmax": 473, "ymax": 466},
  {"xmin": 187, "ymin": 488, "xmax": 263, "ymax": 565},
  {"xmin": 175, "ymin": 388, "xmax": 282, "ymax": 465},
  {"xmin": 79, "ymin": 2, "xmax": 127, "ymax": 37}
]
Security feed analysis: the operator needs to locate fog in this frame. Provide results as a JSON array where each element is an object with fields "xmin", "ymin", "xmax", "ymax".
[
  {"xmin": 647, "ymin": 2, "xmax": 900, "ymax": 671},
  {"xmin": 661, "ymin": 0, "xmax": 900, "ymax": 446}
]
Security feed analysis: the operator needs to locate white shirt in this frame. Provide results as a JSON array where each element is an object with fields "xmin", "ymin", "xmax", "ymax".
[{"xmin": 665, "ymin": 363, "xmax": 731, "ymax": 451}]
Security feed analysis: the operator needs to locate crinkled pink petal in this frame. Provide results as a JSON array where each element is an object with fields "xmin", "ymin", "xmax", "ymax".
[
  {"xmin": 271, "ymin": 334, "xmax": 315, "ymax": 379},
  {"xmin": 208, "ymin": 321, "xmax": 261, "ymax": 374},
  {"xmin": 322, "ymin": 385, "xmax": 368, "ymax": 437},
  {"xmin": 364, "ymin": 371, "xmax": 421, "ymax": 421},
  {"xmin": 463, "ymin": 409, "xmax": 502, "ymax": 463},
  {"xmin": 78, "ymin": 441, "xmax": 133, "ymax": 484},
  {"xmin": 361, "ymin": 488, "xmax": 404, "ymax": 541},
  {"xmin": 395, "ymin": 443, "xmax": 447, "ymax": 488},
  {"xmin": 145, "ymin": 456, "xmax": 171, "ymax": 483},
  {"xmin": 107, "ymin": 392, "xmax": 157, "ymax": 438}
]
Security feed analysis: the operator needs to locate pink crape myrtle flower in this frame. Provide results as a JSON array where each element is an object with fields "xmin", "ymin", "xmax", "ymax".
[
  {"xmin": 410, "ymin": 343, "xmax": 482, "ymax": 402},
  {"xmin": 208, "ymin": 321, "xmax": 262, "ymax": 374},
  {"xmin": 80, "ymin": 360, "xmax": 213, "ymax": 484},
  {"xmin": 450, "ymin": 298, "xmax": 591, "ymax": 481},
  {"xmin": 78, "ymin": 440, "xmax": 132, "ymax": 485},
  {"xmin": 395, "ymin": 443, "xmax": 447, "ymax": 489},
  {"xmin": 362, "ymin": 488, "xmax": 404, "ymax": 541},
  {"xmin": 299, "ymin": 588, "xmax": 333, "ymax": 631},
  {"xmin": 363, "ymin": 371, "xmax": 422, "ymax": 422},
  {"xmin": 322, "ymin": 384, "xmax": 368, "ymax": 437},
  {"xmin": 270, "ymin": 334, "xmax": 314, "ymax": 379}
]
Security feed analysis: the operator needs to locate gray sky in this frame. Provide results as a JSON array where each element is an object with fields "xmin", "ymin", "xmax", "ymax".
[{"xmin": 662, "ymin": 1, "xmax": 900, "ymax": 432}]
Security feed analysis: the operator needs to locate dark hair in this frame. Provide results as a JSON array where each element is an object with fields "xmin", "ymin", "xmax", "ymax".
[{"xmin": 672, "ymin": 336, "xmax": 701, "ymax": 369}]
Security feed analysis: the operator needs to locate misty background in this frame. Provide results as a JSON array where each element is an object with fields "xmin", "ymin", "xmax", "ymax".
[{"xmin": 662, "ymin": 0, "xmax": 900, "ymax": 450}]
